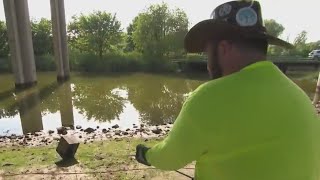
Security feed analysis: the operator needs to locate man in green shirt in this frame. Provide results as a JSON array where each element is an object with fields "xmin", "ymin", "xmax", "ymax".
[{"xmin": 136, "ymin": 1, "xmax": 320, "ymax": 179}]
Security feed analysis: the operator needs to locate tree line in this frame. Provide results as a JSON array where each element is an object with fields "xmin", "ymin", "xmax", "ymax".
[{"xmin": 0, "ymin": 3, "xmax": 319, "ymax": 73}]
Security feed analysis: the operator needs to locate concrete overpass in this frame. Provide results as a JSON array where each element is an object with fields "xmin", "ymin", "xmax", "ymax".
[{"xmin": 3, "ymin": 0, "xmax": 70, "ymax": 88}]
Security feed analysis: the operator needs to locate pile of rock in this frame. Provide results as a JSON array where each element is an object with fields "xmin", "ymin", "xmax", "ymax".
[{"xmin": 0, "ymin": 123, "xmax": 174, "ymax": 147}]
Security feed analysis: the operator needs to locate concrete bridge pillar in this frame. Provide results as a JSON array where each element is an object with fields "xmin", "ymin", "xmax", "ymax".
[
  {"xmin": 50, "ymin": 0, "xmax": 70, "ymax": 81},
  {"xmin": 3, "ymin": 0, "xmax": 37, "ymax": 88}
]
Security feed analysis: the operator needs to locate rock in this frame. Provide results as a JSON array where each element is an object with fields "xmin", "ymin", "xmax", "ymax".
[
  {"xmin": 34, "ymin": 132, "xmax": 41, "ymax": 137},
  {"xmin": 140, "ymin": 124, "xmax": 145, "ymax": 128},
  {"xmin": 41, "ymin": 139, "xmax": 48, "ymax": 143},
  {"xmin": 2, "ymin": 163, "xmax": 14, "ymax": 167},
  {"xmin": 48, "ymin": 130, "xmax": 54, "ymax": 135},
  {"xmin": 112, "ymin": 124, "xmax": 119, "ymax": 129},
  {"xmin": 162, "ymin": 123, "xmax": 167, "ymax": 126},
  {"xmin": 168, "ymin": 122, "xmax": 173, "ymax": 125},
  {"xmin": 10, "ymin": 134, "xmax": 17, "ymax": 139},
  {"xmin": 133, "ymin": 125, "xmax": 138, "ymax": 129},
  {"xmin": 144, "ymin": 139, "xmax": 149, "ymax": 142},
  {"xmin": 84, "ymin": 128, "xmax": 95, "ymax": 134},
  {"xmin": 26, "ymin": 138, "xmax": 32, "ymax": 141},
  {"xmin": 96, "ymin": 126, "xmax": 100, "ymax": 129},
  {"xmin": 102, "ymin": 129, "xmax": 108, "ymax": 133},
  {"xmin": 108, "ymin": 128, "xmax": 111, "ymax": 130},
  {"xmin": 24, "ymin": 135, "xmax": 30, "ymax": 138},
  {"xmin": 57, "ymin": 127, "xmax": 67, "ymax": 135},
  {"xmin": 126, "ymin": 128, "xmax": 130, "ymax": 131},
  {"xmin": 79, "ymin": 135, "xmax": 82, "ymax": 139},
  {"xmin": 122, "ymin": 132, "xmax": 129, "ymax": 135},
  {"xmin": 114, "ymin": 131, "xmax": 121, "ymax": 136},
  {"xmin": 76, "ymin": 125, "xmax": 82, "ymax": 130},
  {"xmin": 152, "ymin": 129, "xmax": 162, "ymax": 135},
  {"xmin": 94, "ymin": 155, "xmax": 104, "ymax": 160}
]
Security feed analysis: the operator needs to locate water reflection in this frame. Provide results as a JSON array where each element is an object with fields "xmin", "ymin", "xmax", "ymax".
[
  {"xmin": 72, "ymin": 78, "xmax": 126, "ymax": 122},
  {"xmin": 59, "ymin": 82, "xmax": 74, "ymax": 127},
  {"xmin": 0, "ymin": 72, "xmax": 316, "ymax": 135},
  {"xmin": 18, "ymin": 89, "xmax": 43, "ymax": 134},
  {"xmin": 127, "ymin": 75, "xmax": 200, "ymax": 125}
]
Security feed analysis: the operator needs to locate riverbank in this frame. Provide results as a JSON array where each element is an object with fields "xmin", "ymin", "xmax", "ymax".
[
  {"xmin": 1, "ymin": 100, "xmax": 320, "ymax": 148},
  {"xmin": 0, "ymin": 138, "xmax": 195, "ymax": 180},
  {"xmin": 0, "ymin": 124, "xmax": 173, "ymax": 148}
]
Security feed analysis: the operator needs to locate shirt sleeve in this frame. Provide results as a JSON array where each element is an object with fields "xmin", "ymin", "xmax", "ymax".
[{"xmin": 145, "ymin": 92, "xmax": 208, "ymax": 170}]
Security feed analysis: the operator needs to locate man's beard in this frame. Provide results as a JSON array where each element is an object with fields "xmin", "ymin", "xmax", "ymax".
[{"xmin": 208, "ymin": 47, "xmax": 223, "ymax": 80}]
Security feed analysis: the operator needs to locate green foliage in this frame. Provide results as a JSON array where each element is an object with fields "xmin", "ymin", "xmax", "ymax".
[
  {"xmin": 31, "ymin": 18, "xmax": 53, "ymax": 55},
  {"xmin": 132, "ymin": 3, "xmax": 188, "ymax": 58},
  {"xmin": 0, "ymin": 57, "xmax": 10, "ymax": 72},
  {"xmin": 125, "ymin": 17, "xmax": 139, "ymax": 52},
  {"xmin": 0, "ymin": 21, "xmax": 9, "ymax": 57},
  {"xmin": 267, "ymin": 28, "xmax": 319, "ymax": 58},
  {"xmin": 265, "ymin": 19, "xmax": 285, "ymax": 38},
  {"xmin": 68, "ymin": 11, "xmax": 123, "ymax": 58},
  {"xmin": 35, "ymin": 54, "xmax": 55, "ymax": 71},
  {"xmin": 185, "ymin": 53, "xmax": 206, "ymax": 61},
  {"xmin": 71, "ymin": 52, "xmax": 143, "ymax": 72}
]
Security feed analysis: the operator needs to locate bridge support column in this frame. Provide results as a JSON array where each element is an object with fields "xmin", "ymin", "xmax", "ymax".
[
  {"xmin": 50, "ymin": 0, "xmax": 70, "ymax": 82},
  {"xmin": 3, "ymin": 0, "xmax": 37, "ymax": 89}
]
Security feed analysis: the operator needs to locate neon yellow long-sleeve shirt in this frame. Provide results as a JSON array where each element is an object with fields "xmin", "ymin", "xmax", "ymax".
[{"xmin": 146, "ymin": 61, "xmax": 320, "ymax": 180}]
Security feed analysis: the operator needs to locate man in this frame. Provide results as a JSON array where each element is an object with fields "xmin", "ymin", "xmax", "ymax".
[{"xmin": 136, "ymin": 1, "xmax": 320, "ymax": 180}]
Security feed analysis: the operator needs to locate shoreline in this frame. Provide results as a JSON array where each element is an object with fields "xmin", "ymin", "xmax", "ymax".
[
  {"xmin": 1, "ymin": 103, "xmax": 320, "ymax": 148},
  {"xmin": 0, "ymin": 123, "xmax": 173, "ymax": 147}
]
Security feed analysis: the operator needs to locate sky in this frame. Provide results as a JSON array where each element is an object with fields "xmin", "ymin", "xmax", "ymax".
[{"xmin": 0, "ymin": 0, "xmax": 319, "ymax": 43}]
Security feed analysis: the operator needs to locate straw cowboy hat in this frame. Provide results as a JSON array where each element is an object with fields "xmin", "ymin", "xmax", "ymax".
[{"xmin": 185, "ymin": 0, "xmax": 294, "ymax": 53}]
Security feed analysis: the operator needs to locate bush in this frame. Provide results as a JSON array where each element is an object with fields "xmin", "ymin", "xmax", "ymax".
[
  {"xmin": 71, "ymin": 52, "xmax": 145, "ymax": 73},
  {"xmin": 142, "ymin": 56, "xmax": 177, "ymax": 72},
  {"xmin": 69, "ymin": 51, "xmax": 178, "ymax": 73},
  {"xmin": 185, "ymin": 53, "xmax": 206, "ymax": 61},
  {"xmin": 35, "ymin": 54, "xmax": 55, "ymax": 71},
  {"xmin": 0, "ymin": 57, "xmax": 10, "ymax": 72}
]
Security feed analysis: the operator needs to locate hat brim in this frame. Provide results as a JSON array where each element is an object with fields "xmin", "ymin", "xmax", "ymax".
[{"xmin": 185, "ymin": 19, "xmax": 294, "ymax": 53}]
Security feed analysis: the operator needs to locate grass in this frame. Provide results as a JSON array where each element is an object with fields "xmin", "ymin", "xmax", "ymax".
[{"xmin": 0, "ymin": 138, "xmax": 192, "ymax": 180}]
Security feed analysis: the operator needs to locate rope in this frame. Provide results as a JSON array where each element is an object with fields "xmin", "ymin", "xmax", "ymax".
[{"xmin": 175, "ymin": 170, "xmax": 194, "ymax": 180}]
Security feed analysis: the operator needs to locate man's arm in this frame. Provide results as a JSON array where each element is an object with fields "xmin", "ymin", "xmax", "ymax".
[{"xmin": 145, "ymin": 94, "xmax": 207, "ymax": 170}]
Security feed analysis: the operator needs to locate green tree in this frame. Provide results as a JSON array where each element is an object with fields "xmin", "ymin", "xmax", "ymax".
[
  {"xmin": 294, "ymin": 30, "xmax": 308, "ymax": 46},
  {"xmin": 125, "ymin": 17, "xmax": 139, "ymax": 52},
  {"xmin": 265, "ymin": 19, "xmax": 286, "ymax": 56},
  {"xmin": 31, "ymin": 18, "xmax": 53, "ymax": 55},
  {"xmin": 68, "ymin": 11, "xmax": 123, "ymax": 58},
  {"xmin": 132, "ymin": 3, "xmax": 188, "ymax": 57},
  {"xmin": 264, "ymin": 19, "xmax": 285, "ymax": 38},
  {"xmin": 0, "ymin": 21, "xmax": 9, "ymax": 57}
]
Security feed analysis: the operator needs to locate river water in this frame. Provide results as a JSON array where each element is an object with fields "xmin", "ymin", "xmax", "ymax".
[{"xmin": 0, "ymin": 72, "xmax": 317, "ymax": 135}]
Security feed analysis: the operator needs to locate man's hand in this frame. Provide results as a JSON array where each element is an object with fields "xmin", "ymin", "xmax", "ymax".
[{"xmin": 135, "ymin": 144, "xmax": 151, "ymax": 166}]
